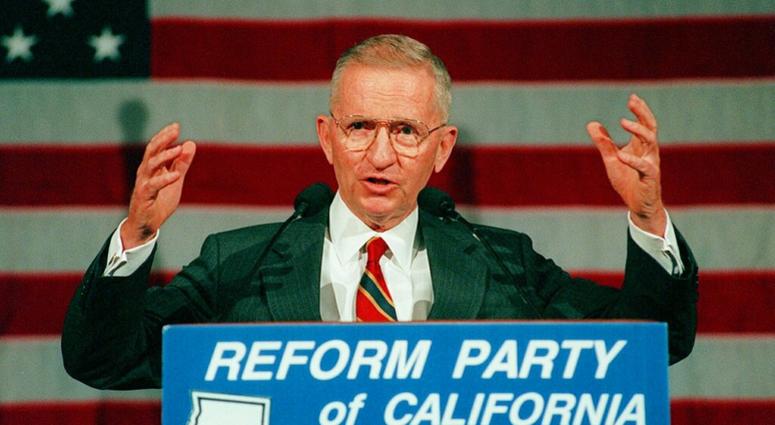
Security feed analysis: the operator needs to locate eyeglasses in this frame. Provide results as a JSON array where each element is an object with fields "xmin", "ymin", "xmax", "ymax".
[{"xmin": 331, "ymin": 114, "xmax": 446, "ymax": 158}]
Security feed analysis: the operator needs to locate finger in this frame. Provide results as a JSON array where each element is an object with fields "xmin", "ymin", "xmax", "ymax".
[
  {"xmin": 620, "ymin": 118, "xmax": 657, "ymax": 151},
  {"xmin": 144, "ymin": 122, "xmax": 180, "ymax": 161},
  {"xmin": 628, "ymin": 94, "xmax": 657, "ymax": 132},
  {"xmin": 617, "ymin": 150, "xmax": 657, "ymax": 177},
  {"xmin": 142, "ymin": 170, "xmax": 182, "ymax": 197},
  {"xmin": 171, "ymin": 140, "xmax": 197, "ymax": 176},
  {"xmin": 586, "ymin": 121, "xmax": 618, "ymax": 160},
  {"xmin": 146, "ymin": 144, "xmax": 183, "ymax": 173}
]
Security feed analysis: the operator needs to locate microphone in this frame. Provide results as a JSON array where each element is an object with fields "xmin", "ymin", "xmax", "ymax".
[
  {"xmin": 418, "ymin": 186, "xmax": 458, "ymax": 220},
  {"xmin": 419, "ymin": 187, "xmax": 544, "ymax": 319},
  {"xmin": 293, "ymin": 182, "xmax": 335, "ymax": 219},
  {"xmin": 250, "ymin": 183, "xmax": 334, "ymax": 281}
]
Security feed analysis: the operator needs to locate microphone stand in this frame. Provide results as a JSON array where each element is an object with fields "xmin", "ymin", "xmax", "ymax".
[
  {"xmin": 421, "ymin": 188, "xmax": 544, "ymax": 319},
  {"xmin": 248, "ymin": 183, "xmax": 333, "ymax": 285}
]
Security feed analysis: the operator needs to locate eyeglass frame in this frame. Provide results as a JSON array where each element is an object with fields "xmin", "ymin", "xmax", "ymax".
[{"xmin": 330, "ymin": 113, "xmax": 447, "ymax": 157}]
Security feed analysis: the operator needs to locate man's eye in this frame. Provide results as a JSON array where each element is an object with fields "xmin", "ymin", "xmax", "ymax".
[
  {"xmin": 397, "ymin": 125, "xmax": 417, "ymax": 135},
  {"xmin": 350, "ymin": 121, "xmax": 366, "ymax": 130}
]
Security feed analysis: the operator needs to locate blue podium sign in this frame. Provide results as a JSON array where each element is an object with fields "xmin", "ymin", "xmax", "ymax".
[{"xmin": 162, "ymin": 322, "xmax": 668, "ymax": 425}]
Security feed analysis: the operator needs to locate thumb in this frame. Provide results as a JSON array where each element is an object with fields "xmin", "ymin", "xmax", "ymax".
[
  {"xmin": 587, "ymin": 121, "xmax": 618, "ymax": 160},
  {"xmin": 173, "ymin": 140, "xmax": 196, "ymax": 175}
]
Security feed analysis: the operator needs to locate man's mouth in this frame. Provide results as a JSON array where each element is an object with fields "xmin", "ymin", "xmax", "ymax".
[
  {"xmin": 366, "ymin": 177, "xmax": 392, "ymax": 185},
  {"xmin": 362, "ymin": 177, "xmax": 397, "ymax": 194}
]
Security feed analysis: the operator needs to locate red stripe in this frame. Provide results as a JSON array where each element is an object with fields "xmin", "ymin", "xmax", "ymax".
[
  {"xmin": 2, "ymin": 143, "xmax": 773, "ymax": 206},
  {"xmin": 0, "ymin": 272, "xmax": 175, "ymax": 336},
  {"xmin": 574, "ymin": 271, "xmax": 775, "ymax": 334},
  {"xmin": 0, "ymin": 401, "xmax": 160, "ymax": 425},
  {"xmin": 2, "ymin": 271, "xmax": 772, "ymax": 336},
  {"xmin": 0, "ymin": 400, "xmax": 772, "ymax": 425},
  {"xmin": 671, "ymin": 399, "xmax": 775, "ymax": 425},
  {"xmin": 0, "ymin": 144, "xmax": 335, "ymax": 206},
  {"xmin": 151, "ymin": 16, "xmax": 775, "ymax": 81}
]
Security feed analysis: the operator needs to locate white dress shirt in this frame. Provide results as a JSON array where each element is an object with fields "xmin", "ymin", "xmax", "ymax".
[
  {"xmin": 321, "ymin": 192, "xmax": 432, "ymax": 321},
  {"xmin": 103, "ymin": 193, "xmax": 684, "ymax": 321}
]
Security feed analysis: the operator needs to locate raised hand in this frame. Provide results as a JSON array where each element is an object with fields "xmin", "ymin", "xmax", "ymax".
[
  {"xmin": 586, "ymin": 94, "xmax": 667, "ymax": 236},
  {"xmin": 121, "ymin": 123, "xmax": 196, "ymax": 249}
]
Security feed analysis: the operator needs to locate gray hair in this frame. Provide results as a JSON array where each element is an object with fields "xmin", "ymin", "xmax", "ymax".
[{"xmin": 329, "ymin": 34, "xmax": 452, "ymax": 121}]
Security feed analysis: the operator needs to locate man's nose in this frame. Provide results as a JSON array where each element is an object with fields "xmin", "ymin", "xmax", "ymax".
[{"xmin": 366, "ymin": 126, "xmax": 397, "ymax": 168}]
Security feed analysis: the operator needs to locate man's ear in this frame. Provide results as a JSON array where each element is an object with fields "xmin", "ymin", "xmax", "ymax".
[
  {"xmin": 433, "ymin": 125, "xmax": 458, "ymax": 173},
  {"xmin": 316, "ymin": 115, "xmax": 334, "ymax": 164}
]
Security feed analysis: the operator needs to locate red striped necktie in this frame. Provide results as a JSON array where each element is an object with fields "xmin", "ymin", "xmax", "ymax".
[{"xmin": 356, "ymin": 237, "xmax": 397, "ymax": 322}]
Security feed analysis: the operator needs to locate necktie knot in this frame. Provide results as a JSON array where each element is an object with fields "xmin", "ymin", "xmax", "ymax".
[{"xmin": 366, "ymin": 237, "xmax": 388, "ymax": 266}]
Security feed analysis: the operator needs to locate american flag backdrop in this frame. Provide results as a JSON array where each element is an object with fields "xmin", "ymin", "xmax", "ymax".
[{"xmin": 1, "ymin": 1, "xmax": 774, "ymax": 424}]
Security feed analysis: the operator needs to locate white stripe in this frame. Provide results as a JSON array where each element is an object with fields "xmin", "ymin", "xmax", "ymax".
[
  {"xmin": 150, "ymin": 0, "xmax": 775, "ymax": 20},
  {"xmin": 1, "ymin": 206, "xmax": 772, "ymax": 272},
  {"xmin": 670, "ymin": 335, "xmax": 775, "ymax": 399},
  {"xmin": 1, "ymin": 335, "xmax": 772, "ymax": 402},
  {"xmin": 0, "ymin": 338, "xmax": 159, "ymax": 402},
  {"xmin": 1, "ymin": 80, "xmax": 774, "ymax": 145},
  {"xmin": 469, "ymin": 206, "xmax": 775, "ymax": 271}
]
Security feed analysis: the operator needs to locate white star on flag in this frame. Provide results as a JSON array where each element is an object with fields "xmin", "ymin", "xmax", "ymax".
[
  {"xmin": 88, "ymin": 26, "xmax": 125, "ymax": 62},
  {"xmin": 43, "ymin": 0, "xmax": 75, "ymax": 18},
  {"xmin": 1, "ymin": 26, "xmax": 38, "ymax": 62}
]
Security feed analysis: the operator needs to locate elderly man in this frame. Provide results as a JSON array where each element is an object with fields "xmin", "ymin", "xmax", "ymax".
[{"xmin": 62, "ymin": 35, "xmax": 697, "ymax": 390}]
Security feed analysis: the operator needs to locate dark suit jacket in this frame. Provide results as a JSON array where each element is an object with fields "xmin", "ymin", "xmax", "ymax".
[{"xmin": 62, "ymin": 208, "xmax": 698, "ymax": 390}]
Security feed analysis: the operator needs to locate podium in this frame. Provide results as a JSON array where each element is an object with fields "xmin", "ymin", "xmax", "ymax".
[{"xmin": 162, "ymin": 322, "xmax": 668, "ymax": 424}]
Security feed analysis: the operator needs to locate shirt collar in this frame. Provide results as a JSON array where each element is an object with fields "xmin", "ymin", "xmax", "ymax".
[{"xmin": 329, "ymin": 191, "xmax": 418, "ymax": 271}]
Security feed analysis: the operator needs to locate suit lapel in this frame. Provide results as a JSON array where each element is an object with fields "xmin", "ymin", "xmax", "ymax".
[
  {"xmin": 259, "ymin": 210, "xmax": 327, "ymax": 322},
  {"xmin": 256, "ymin": 208, "xmax": 489, "ymax": 321},
  {"xmin": 421, "ymin": 211, "xmax": 488, "ymax": 319}
]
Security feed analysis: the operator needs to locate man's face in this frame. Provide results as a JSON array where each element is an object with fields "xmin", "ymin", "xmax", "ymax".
[{"xmin": 317, "ymin": 64, "xmax": 457, "ymax": 230}]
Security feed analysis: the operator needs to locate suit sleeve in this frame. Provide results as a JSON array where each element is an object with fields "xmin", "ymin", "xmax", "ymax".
[
  {"xmin": 61, "ymin": 233, "xmax": 222, "ymax": 389},
  {"xmin": 520, "ymin": 227, "xmax": 698, "ymax": 365}
]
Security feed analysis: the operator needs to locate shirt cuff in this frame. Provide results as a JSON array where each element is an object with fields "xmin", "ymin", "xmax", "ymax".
[
  {"xmin": 627, "ymin": 210, "xmax": 685, "ymax": 276},
  {"xmin": 103, "ymin": 218, "xmax": 158, "ymax": 277}
]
